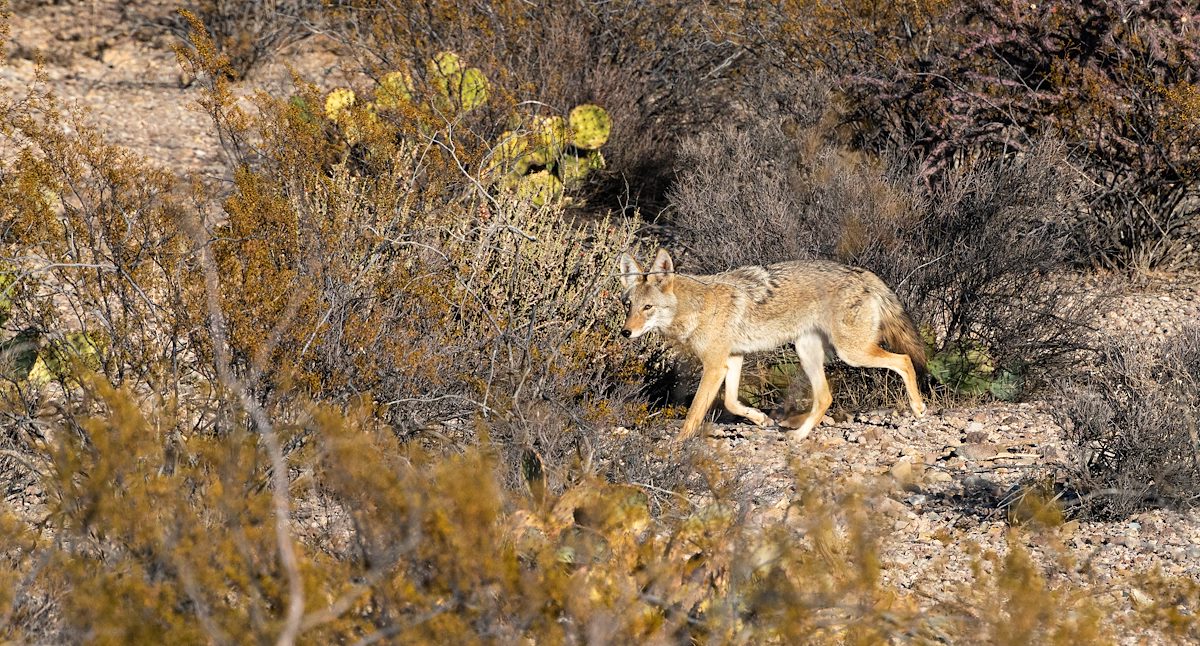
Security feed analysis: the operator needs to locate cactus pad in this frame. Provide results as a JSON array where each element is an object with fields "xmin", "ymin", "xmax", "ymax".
[
  {"xmin": 324, "ymin": 88, "xmax": 356, "ymax": 123},
  {"xmin": 427, "ymin": 51, "xmax": 488, "ymax": 112},
  {"xmin": 457, "ymin": 67, "xmax": 489, "ymax": 111},
  {"xmin": 429, "ymin": 51, "xmax": 461, "ymax": 79},
  {"xmin": 559, "ymin": 150, "xmax": 606, "ymax": 188},
  {"xmin": 487, "ymin": 131, "xmax": 531, "ymax": 179},
  {"xmin": 530, "ymin": 115, "xmax": 568, "ymax": 161},
  {"xmin": 568, "ymin": 104, "xmax": 611, "ymax": 150},
  {"xmin": 376, "ymin": 70, "xmax": 414, "ymax": 109},
  {"xmin": 516, "ymin": 170, "xmax": 564, "ymax": 206}
]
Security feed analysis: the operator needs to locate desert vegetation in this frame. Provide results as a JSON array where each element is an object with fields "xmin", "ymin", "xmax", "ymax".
[{"xmin": 1, "ymin": 1, "xmax": 1199, "ymax": 643}]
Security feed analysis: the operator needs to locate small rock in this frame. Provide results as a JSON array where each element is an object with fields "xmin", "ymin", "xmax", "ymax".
[
  {"xmin": 962, "ymin": 475, "xmax": 999, "ymax": 494},
  {"xmin": 955, "ymin": 443, "xmax": 1001, "ymax": 461},
  {"xmin": 878, "ymin": 496, "xmax": 908, "ymax": 517},
  {"xmin": 927, "ymin": 470, "xmax": 953, "ymax": 484},
  {"xmin": 963, "ymin": 430, "xmax": 989, "ymax": 444},
  {"xmin": 944, "ymin": 416, "xmax": 969, "ymax": 430}
]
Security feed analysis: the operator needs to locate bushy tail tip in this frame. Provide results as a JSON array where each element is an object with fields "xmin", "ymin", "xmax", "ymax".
[{"xmin": 879, "ymin": 297, "xmax": 928, "ymax": 386}]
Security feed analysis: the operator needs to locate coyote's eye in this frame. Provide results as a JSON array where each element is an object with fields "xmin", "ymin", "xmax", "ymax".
[{"xmin": 642, "ymin": 304, "xmax": 653, "ymax": 311}]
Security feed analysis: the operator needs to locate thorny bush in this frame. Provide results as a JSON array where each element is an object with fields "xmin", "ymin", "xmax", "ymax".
[
  {"xmin": 720, "ymin": 0, "xmax": 1200, "ymax": 269},
  {"xmin": 0, "ymin": 384, "xmax": 1114, "ymax": 642},
  {"xmin": 1055, "ymin": 326, "xmax": 1200, "ymax": 519}
]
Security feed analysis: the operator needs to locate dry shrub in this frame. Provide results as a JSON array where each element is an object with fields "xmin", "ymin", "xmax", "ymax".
[
  {"xmin": 669, "ymin": 98, "xmax": 1094, "ymax": 410},
  {"xmin": 1, "ymin": 391, "xmax": 1111, "ymax": 643},
  {"xmin": 1, "ymin": 8, "xmax": 658, "ymax": 503},
  {"xmin": 0, "ymin": 71, "xmax": 194, "ymax": 452},
  {"xmin": 152, "ymin": 2, "xmax": 321, "ymax": 79},
  {"xmin": 1054, "ymin": 326, "xmax": 1200, "ymax": 518},
  {"xmin": 168, "ymin": 17, "xmax": 666, "ymax": 492},
  {"xmin": 723, "ymin": 0, "xmax": 1200, "ymax": 269},
  {"xmin": 1131, "ymin": 568, "xmax": 1200, "ymax": 641}
]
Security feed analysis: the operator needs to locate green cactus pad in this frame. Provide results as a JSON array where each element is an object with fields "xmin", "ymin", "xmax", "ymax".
[
  {"xmin": 457, "ymin": 67, "xmax": 489, "ymax": 111},
  {"xmin": 530, "ymin": 115, "xmax": 568, "ymax": 160},
  {"xmin": 568, "ymin": 104, "xmax": 611, "ymax": 149},
  {"xmin": 35, "ymin": 331, "xmax": 102, "ymax": 384},
  {"xmin": 515, "ymin": 170, "xmax": 564, "ymax": 206},
  {"xmin": 288, "ymin": 95, "xmax": 319, "ymax": 124},
  {"xmin": 486, "ymin": 131, "xmax": 530, "ymax": 180},
  {"xmin": 376, "ymin": 70, "xmax": 414, "ymax": 109},
  {"xmin": 427, "ymin": 51, "xmax": 488, "ymax": 113},
  {"xmin": 429, "ymin": 51, "xmax": 461, "ymax": 78},
  {"xmin": 558, "ymin": 150, "xmax": 606, "ymax": 188}
]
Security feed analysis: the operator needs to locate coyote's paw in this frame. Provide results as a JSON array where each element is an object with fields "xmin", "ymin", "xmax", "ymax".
[
  {"xmin": 746, "ymin": 410, "xmax": 776, "ymax": 427},
  {"xmin": 911, "ymin": 400, "xmax": 927, "ymax": 417},
  {"xmin": 784, "ymin": 428, "xmax": 812, "ymax": 443}
]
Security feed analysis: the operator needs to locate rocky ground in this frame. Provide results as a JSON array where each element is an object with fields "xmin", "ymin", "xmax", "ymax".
[
  {"xmin": 699, "ymin": 271, "xmax": 1200, "ymax": 643},
  {"xmin": 705, "ymin": 400, "xmax": 1200, "ymax": 643},
  {"xmin": 4, "ymin": 3, "xmax": 1200, "ymax": 643}
]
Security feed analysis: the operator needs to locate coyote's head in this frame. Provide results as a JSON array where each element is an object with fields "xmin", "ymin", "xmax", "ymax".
[{"xmin": 618, "ymin": 249, "xmax": 677, "ymax": 338}]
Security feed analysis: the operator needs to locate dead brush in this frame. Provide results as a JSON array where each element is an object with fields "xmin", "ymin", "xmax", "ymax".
[{"xmin": 1054, "ymin": 326, "xmax": 1200, "ymax": 518}]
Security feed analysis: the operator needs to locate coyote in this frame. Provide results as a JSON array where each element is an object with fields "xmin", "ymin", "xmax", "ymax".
[{"xmin": 619, "ymin": 249, "xmax": 927, "ymax": 442}]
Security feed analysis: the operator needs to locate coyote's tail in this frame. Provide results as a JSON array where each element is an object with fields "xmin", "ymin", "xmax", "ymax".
[{"xmin": 877, "ymin": 292, "xmax": 928, "ymax": 384}]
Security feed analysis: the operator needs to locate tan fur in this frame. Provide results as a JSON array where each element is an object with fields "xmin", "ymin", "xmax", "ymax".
[{"xmin": 619, "ymin": 249, "xmax": 926, "ymax": 443}]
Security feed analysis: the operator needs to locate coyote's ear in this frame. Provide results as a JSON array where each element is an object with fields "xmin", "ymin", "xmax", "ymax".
[
  {"xmin": 618, "ymin": 253, "xmax": 643, "ymax": 290},
  {"xmin": 647, "ymin": 248, "xmax": 675, "ymax": 287}
]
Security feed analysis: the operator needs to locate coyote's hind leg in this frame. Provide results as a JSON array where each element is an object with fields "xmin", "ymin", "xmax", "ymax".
[{"xmin": 836, "ymin": 344, "xmax": 927, "ymax": 417}]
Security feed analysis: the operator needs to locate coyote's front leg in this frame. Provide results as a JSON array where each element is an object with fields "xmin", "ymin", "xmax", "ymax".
[
  {"xmin": 722, "ymin": 355, "xmax": 774, "ymax": 427},
  {"xmin": 676, "ymin": 353, "xmax": 730, "ymax": 442}
]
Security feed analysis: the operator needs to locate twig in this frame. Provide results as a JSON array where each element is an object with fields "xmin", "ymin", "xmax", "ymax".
[{"xmin": 186, "ymin": 211, "xmax": 305, "ymax": 646}]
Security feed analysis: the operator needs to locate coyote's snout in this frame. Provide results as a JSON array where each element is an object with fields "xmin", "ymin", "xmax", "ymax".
[{"xmin": 619, "ymin": 249, "xmax": 927, "ymax": 442}]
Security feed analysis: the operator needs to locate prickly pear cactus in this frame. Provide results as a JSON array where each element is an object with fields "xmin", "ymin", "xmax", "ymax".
[
  {"xmin": 427, "ymin": 51, "xmax": 489, "ymax": 113},
  {"xmin": 428, "ymin": 51, "xmax": 461, "ymax": 79},
  {"xmin": 456, "ymin": 67, "xmax": 489, "ymax": 111},
  {"xmin": 1, "ymin": 329, "xmax": 102, "ymax": 385},
  {"xmin": 487, "ymin": 131, "xmax": 532, "ymax": 179},
  {"xmin": 516, "ymin": 170, "xmax": 564, "ymax": 207},
  {"xmin": 559, "ymin": 150, "xmax": 605, "ymax": 188},
  {"xmin": 376, "ymin": 70, "xmax": 414, "ymax": 110},
  {"xmin": 487, "ymin": 103, "xmax": 612, "ymax": 204},
  {"xmin": 530, "ymin": 115, "xmax": 568, "ymax": 161},
  {"xmin": 568, "ymin": 104, "xmax": 611, "ymax": 150}
]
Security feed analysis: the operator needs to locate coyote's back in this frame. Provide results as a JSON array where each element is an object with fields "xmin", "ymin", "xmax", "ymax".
[{"xmin": 619, "ymin": 250, "xmax": 927, "ymax": 442}]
